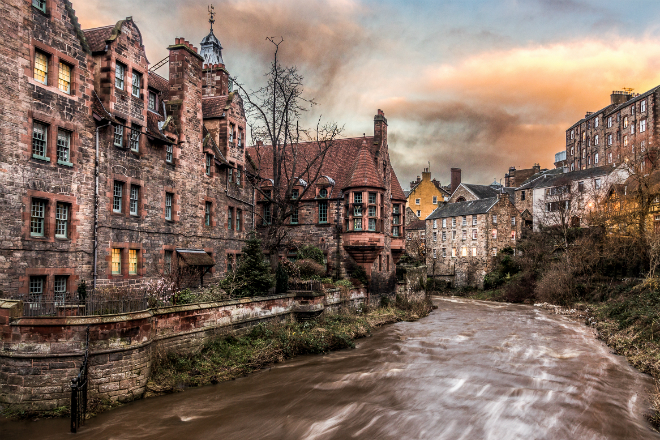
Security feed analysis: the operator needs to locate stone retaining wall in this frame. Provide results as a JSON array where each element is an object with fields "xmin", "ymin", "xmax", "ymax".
[{"xmin": 0, "ymin": 289, "xmax": 367, "ymax": 411}]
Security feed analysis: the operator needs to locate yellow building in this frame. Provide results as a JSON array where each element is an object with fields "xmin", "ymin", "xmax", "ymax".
[{"xmin": 405, "ymin": 168, "xmax": 451, "ymax": 220}]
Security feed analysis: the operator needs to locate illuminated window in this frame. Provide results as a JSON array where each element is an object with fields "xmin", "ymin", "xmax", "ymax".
[
  {"xmin": 472, "ymin": 247, "xmax": 477, "ymax": 257},
  {"xmin": 354, "ymin": 218, "xmax": 362, "ymax": 230},
  {"xmin": 112, "ymin": 248, "xmax": 121, "ymax": 274},
  {"xmin": 451, "ymin": 248, "xmax": 456, "ymax": 258},
  {"xmin": 34, "ymin": 51, "xmax": 48, "ymax": 84},
  {"xmin": 58, "ymin": 62, "xmax": 71, "ymax": 94},
  {"xmin": 129, "ymin": 249, "xmax": 138, "ymax": 275}
]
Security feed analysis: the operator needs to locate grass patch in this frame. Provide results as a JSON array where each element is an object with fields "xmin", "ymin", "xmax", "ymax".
[{"xmin": 147, "ymin": 298, "xmax": 432, "ymax": 396}]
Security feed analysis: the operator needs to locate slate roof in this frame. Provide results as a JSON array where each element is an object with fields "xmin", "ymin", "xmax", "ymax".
[
  {"xmin": 459, "ymin": 183, "xmax": 515, "ymax": 203},
  {"xmin": 148, "ymin": 71, "xmax": 170, "ymax": 103},
  {"xmin": 202, "ymin": 94, "xmax": 230, "ymax": 119},
  {"xmin": 427, "ymin": 198, "xmax": 499, "ymax": 220},
  {"xmin": 407, "ymin": 219, "xmax": 426, "ymax": 230},
  {"xmin": 246, "ymin": 136, "xmax": 406, "ymax": 201},
  {"xmin": 91, "ymin": 91, "xmax": 118, "ymax": 123},
  {"xmin": 82, "ymin": 25, "xmax": 114, "ymax": 52},
  {"xmin": 522, "ymin": 166, "xmax": 615, "ymax": 190},
  {"xmin": 517, "ymin": 168, "xmax": 563, "ymax": 188},
  {"xmin": 404, "ymin": 190, "xmax": 411, "ymax": 198}
]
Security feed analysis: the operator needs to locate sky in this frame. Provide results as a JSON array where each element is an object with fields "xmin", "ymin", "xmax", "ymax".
[{"xmin": 75, "ymin": 0, "xmax": 660, "ymax": 187}]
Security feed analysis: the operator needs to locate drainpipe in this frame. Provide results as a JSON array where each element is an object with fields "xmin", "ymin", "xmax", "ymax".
[{"xmin": 93, "ymin": 122, "xmax": 111, "ymax": 291}]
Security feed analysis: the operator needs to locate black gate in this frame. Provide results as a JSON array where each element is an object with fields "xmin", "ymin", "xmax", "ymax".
[{"xmin": 70, "ymin": 326, "xmax": 90, "ymax": 433}]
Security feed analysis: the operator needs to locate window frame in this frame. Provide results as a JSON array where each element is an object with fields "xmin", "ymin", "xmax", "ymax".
[
  {"xmin": 130, "ymin": 125, "xmax": 140, "ymax": 153},
  {"xmin": 129, "ymin": 185, "xmax": 139, "ymax": 216},
  {"xmin": 111, "ymin": 248, "xmax": 122, "ymax": 275},
  {"xmin": 128, "ymin": 249, "xmax": 138, "ymax": 275},
  {"xmin": 113, "ymin": 181, "xmax": 123, "ymax": 213},
  {"xmin": 32, "ymin": 0, "xmax": 47, "ymax": 12},
  {"xmin": 115, "ymin": 62, "xmax": 126, "ymax": 90},
  {"xmin": 30, "ymin": 199, "xmax": 46, "ymax": 237},
  {"xmin": 165, "ymin": 192, "xmax": 173, "ymax": 221},
  {"xmin": 56, "ymin": 128, "xmax": 72, "ymax": 166},
  {"xmin": 34, "ymin": 50, "xmax": 48, "ymax": 85},
  {"xmin": 205, "ymin": 201, "xmax": 212, "ymax": 226},
  {"xmin": 318, "ymin": 200, "xmax": 328, "ymax": 224},
  {"xmin": 132, "ymin": 71, "xmax": 142, "ymax": 98},
  {"xmin": 55, "ymin": 202, "xmax": 69, "ymax": 239},
  {"xmin": 58, "ymin": 61, "xmax": 72, "ymax": 94},
  {"xmin": 32, "ymin": 121, "xmax": 49, "ymax": 161}
]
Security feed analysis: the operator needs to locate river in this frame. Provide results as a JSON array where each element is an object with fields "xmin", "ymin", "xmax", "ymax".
[{"xmin": 2, "ymin": 297, "xmax": 658, "ymax": 439}]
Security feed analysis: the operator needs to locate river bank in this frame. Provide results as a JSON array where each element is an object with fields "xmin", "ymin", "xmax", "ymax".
[{"xmin": 437, "ymin": 281, "xmax": 660, "ymax": 428}]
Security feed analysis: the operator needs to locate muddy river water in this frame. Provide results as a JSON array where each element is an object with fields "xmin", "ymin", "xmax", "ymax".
[{"xmin": 2, "ymin": 297, "xmax": 659, "ymax": 439}]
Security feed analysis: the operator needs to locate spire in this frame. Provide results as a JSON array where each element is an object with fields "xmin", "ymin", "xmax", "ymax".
[{"xmin": 200, "ymin": 4, "xmax": 224, "ymax": 65}]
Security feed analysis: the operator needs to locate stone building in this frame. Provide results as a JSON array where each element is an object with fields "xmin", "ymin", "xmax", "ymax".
[
  {"xmin": 247, "ymin": 110, "xmax": 408, "ymax": 291},
  {"xmin": 504, "ymin": 164, "xmax": 542, "ymax": 188},
  {"xmin": 425, "ymin": 194, "xmax": 522, "ymax": 287},
  {"xmin": 406, "ymin": 168, "xmax": 450, "ymax": 220},
  {"xmin": 448, "ymin": 180, "xmax": 515, "ymax": 205},
  {"xmin": 564, "ymin": 88, "xmax": 659, "ymax": 172},
  {"xmin": 0, "ymin": 1, "xmax": 252, "ymax": 300}
]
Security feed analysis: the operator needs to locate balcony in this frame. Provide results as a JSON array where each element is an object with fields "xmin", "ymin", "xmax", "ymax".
[{"xmin": 343, "ymin": 231, "xmax": 384, "ymax": 264}]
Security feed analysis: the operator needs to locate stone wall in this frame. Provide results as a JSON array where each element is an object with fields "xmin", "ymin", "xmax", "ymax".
[
  {"xmin": 395, "ymin": 265, "xmax": 427, "ymax": 302},
  {"xmin": 0, "ymin": 289, "xmax": 367, "ymax": 411}
]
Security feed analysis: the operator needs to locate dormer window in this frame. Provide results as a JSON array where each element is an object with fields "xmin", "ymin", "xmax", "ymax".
[
  {"xmin": 319, "ymin": 188, "xmax": 328, "ymax": 198},
  {"xmin": 148, "ymin": 91, "xmax": 157, "ymax": 111},
  {"xmin": 291, "ymin": 189, "xmax": 299, "ymax": 200}
]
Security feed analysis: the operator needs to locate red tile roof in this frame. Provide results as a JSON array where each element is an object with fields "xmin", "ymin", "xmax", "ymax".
[
  {"xmin": 148, "ymin": 71, "xmax": 170, "ymax": 97},
  {"xmin": 202, "ymin": 95, "xmax": 230, "ymax": 118},
  {"xmin": 391, "ymin": 169, "xmax": 407, "ymax": 201},
  {"xmin": 91, "ymin": 92, "xmax": 118, "ymax": 123},
  {"xmin": 343, "ymin": 140, "xmax": 384, "ymax": 189},
  {"xmin": 82, "ymin": 25, "xmax": 114, "ymax": 53},
  {"xmin": 407, "ymin": 219, "xmax": 426, "ymax": 230},
  {"xmin": 146, "ymin": 112, "xmax": 174, "ymax": 143}
]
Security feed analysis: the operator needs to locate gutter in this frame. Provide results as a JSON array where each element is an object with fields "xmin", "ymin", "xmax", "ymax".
[{"xmin": 94, "ymin": 122, "xmax": 112, "ymax": 290}]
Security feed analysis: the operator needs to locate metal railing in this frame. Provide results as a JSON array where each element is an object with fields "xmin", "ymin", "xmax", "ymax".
[
  {"xmin": 288, "ymin": 279, "xmax": 323, "ymax": 292},
  {"xmin": 6, "ymin": 292, "xmax": 153, "ymax": 317},
  {"xmin": 71, "ymin": 327, "xmax": 90, "ymax": 433}
]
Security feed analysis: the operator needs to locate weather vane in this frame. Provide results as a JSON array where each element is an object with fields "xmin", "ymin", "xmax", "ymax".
[{"xmin": 208, "ymin": 5, "xmax": 215, "ymax": 31}]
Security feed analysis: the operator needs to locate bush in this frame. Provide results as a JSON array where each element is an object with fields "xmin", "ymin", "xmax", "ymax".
[
  {"xmin": 173, "ymin": 288, "xmax": 196, "ymax": 305},
  {"xmin": 351, "ymin": 265, "xmax": 368, "ymax": 287},
  {"xmin": 501, "ymin": 271, "xmax": 536, "ymax": 303},
  {"xmin": 279, "ymin": 258, "xmax": 300, "ymax": 278},
  {"xmin": 276, "ymin": 263, "xmax": 289, "ymax": 294},
  {"xmin": 223, "ymin": 233, "xmax": 274, "ymax": 297},
  {"xmin": 296, "ymin": 259, "xmax": 326, "ymax": 279},
  {"xmin": 321, "ymin": 277, "xmax": 333, "ymax": 285},
  {"xmin": 534, "ymin": 262, "xmax": 575, "ymax": 306},
  {"xmin": 335, "ymin": 279, "xmax": 353, "ymax": 288},
  {"xmin": 296, "ymin": 245, "xmax": 325, "ymax": 265}
]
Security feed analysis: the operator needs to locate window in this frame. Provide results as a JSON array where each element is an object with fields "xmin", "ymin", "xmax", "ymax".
[
  {"xmin": 608, "ymin": 152, "xmax": 612, "ymax": 163},
  {"xmin": 472, "ymin": 247, "xmax": 477, "ymax": 257},
  {"xmin": 113, "ymin": 181, "xmax": 123, "ymax": 213},
  {"xmin": 631, "ymin": 124, "xmax": 635, "ymax": 134},
  {"xmin": 166, "ymin": 144, "xmax": 173, "ymax": 163},
  {"xmin": 236, "ymin": 168, "xmax": 242, "ymax": 186},
  {"xmin": 433, "ymin": 248, "xmax": 437, "ymax": 259},
  {"xmin": 319, "ymin": 188, "xmax": 328, "ymax": 198},
  {"xmin": 521, "ymin": 190, "xmax": 526, "ymax": 201},
  {"xmin": 238, "ymin": 129, "xmax": 243, "ymax": 147},
  {"xmin": 492, "ymin": 247, "xmax": 498, "ymax": 257},
  {"xmin": 595, "ymin": 153, "xmax": 599, "ymax": 164},
  {"xmin": 492, "ymin": 229, "xmax": 497, "ymax": 239},
  {"xmin": 54, "ymin": 275, "xmax": 67, "ymax": 304},
  {"xmin": 130, "ymin": 125, "xmax": 140, "ymax": 152},
  {"xmin": 471, "ymin": 215, "xmax": 476, "ymax": 226},
  {"xmin": 205, "ymin": 154, "xmax": 212, "ymax": 176},
  {"xmin": 129, "ymin": 186, "xmax": 139, "ymax": 215},
  {"xmin": 511, "ymin": 217, "xmax": 516, "ymax": 226},
  {"xmin": 608, "ymin": 134, "xmax": 612, "ymax": 145},
  {"xmin": 433, "ymin": 219, "xmax": 437, "ymax": 229},
  {"xmin": 115, "ymin": 62, "xmax": 125, "ymax": 90},
  {"xmin": 369, "ymin": 218, "xmax": 376, "ymax": 231},
  {"xmin": 291, "ymin": 189, "xmax": 299, "ymax": 200},
  {"xmin": 32, "ymin": 122, "xmax": 48, "ymax": 160},
  {"xmin": 319, "ymin": 201, "xmax": 328, "ymax": 223},
  {"xmin": 595, "ymin": 135, "xmax": 599, "ymax": 145},
  {"xmin": 229, "ymin": 124, "xmax": 235, "ymax": 143},
  {"xmin": 492, "ymin": 214, "xmax": 497, "ymax": 224},
  {"xmin": 58, "ymin": 62, "xmax": 71, "ymax": 94},
  {"xmin": 462, "ymin": 230, "xmax": 467, "ymax": 241},
  {"xmin": 607, "ymin": 116, "xmax": 612, "ymax": 128},
  {"xmin": 291, "ymin": 207, "xmax": 299, "ymax": 224},
  {"xmin": 442, "ymin": 218, "xmax": 447, "ymax": 228},
  {"xmin": 30, "ymin": 199, "xmax": 46, "ymax": 237},
  {"xmin": 442, "ymin": 248, "xmax": 447, "ymax": 258},
  {"xmin": 34, "ymin": 51, "xmax": 48, "ymax": 85},
  {"xmin": 56, "ymin": 129, "xmax": 71, "ymax": 165},
  {"xmin": 393, "ymin": 226, "xmax": 400, "ymax": 237},
  {"xmin": 624, "ymin": 116, "xmax": 629, "ymax": 128},
  {"xmin": 264, "ymin": 204, "xmax": 271, "ymax": 224},
  {"xmin": 460, "ymin": 216, "xmax": 466, "ymax": 226},
  {"xmin": 451, "ymin": 248, "xmax": 457, "ymax": 258},
  {"xmin": 570, "ymin": 147, "xmax": 574, "ymax": 156},
  {"xmin": 452, "ymin": 218, "xmax": 456, "ymax": 228},
  {"xmin": 165, "ymin": 192, "xmax": 173, "ymax": 220},
  {"xmin": 368, "ymin": 205, "xmax": 376, "ymax": 217},
  {"xmin": 641, "ymin": 100, "xmax": 646, "ymax": 112},
  {"xmin": 594, "ymin": 178, "xmax": 601, "ymax": 189},
  {"xmin": 236, "ymin": 209, "xmax": 242, "ymax": 231},
  {"xmin": 452, "ymin": 230, "xmax": 456, "ymax": 240},
  {"xmin": 354, "ymin": 205, "xmax": 362, "ymax": 217},
  {"xmin": 129, "ymin": 249, "xmax": 138, "ymax": 275},
  {"xmin": 164, "ymin": 250, "xmax": 173, "ymax": 275},
  {"xmin": 148, "ymin": 91, "xmax": 157, "ymax": 111},
  {"xmin": 227, "ymin": 254, "xmax": 234, "ymax": 272},
  {"xmin": 29, "ymin": 276, "xmax": 45, "ymax": 304},
  {"xmin": 354, "ymin": 217, "xmax": 362, "ymax": 231},
  {"xmin": 205, "ymin": 201, "xmax": 212, "ymax": 226},
  {"xmin": 415, "ymin": 198, "xmax": 420, "ymax": 205},
  {"xmin": 416, "ymin": 210, "xmax": 421, "ymax": 217},
  {"xmin": 511, "ymin": 231, "xmax": 516, "ymax": 240},
  {"xmin": 32, "ymin": 0, "xmax": 46, "ymax": 12},
  {"xmin": 132, "ymin": 71, "xmax": 141, "ymax": 97},
  {"xmin": 641, "ymin": 120, "xmax": 647, "ymax": 133},
  {"xmin": 595, "ymin": 117, "xmax": 599, "ymax": 128},
  {"xmin": 432, "ymin": 196, "xmax": 437, "ymax": 204},
  {"xmin": 55, "ymin": 202, "xmax": 69, "ymax": 238},
  {"xmin": 442, "ymin": 231, "xmax": 446, "ymax": 241},
  {"xmin": 570, "ymin": 130, "xmax": 574, "ymax": 139},
  {"xmin": 354, "ymin": 192, "xmax": 362, "ymax": 203},
  {"xmin": 588, "ymin": 156, "xmax": 591, "ymax": 165},
  {"xmin": 571, "ymin": 163, "xmax": 575, "ymax": 171},
  {"xmin": 369, "ymin": 192, "xmax": 377, "ymax": 204},
  {"xmin": 433, "ymin": 231, "xmax": 437, "ymax": 241},
  {"xmin": 228, "ymin": 208, "xmax": 233, "ymax": 230},
  {"xmin": 624, "ymin": 135, "xmax": 628, "ymax": 147},
  {"xmin": 114, "ymin": 123, "xmax": 124, "ymax": 147},
  {"xmin": 111, "ymin": 248, "xmax": 121, "ymax": 274},
  {"xmin": 472, "ymin": 229, "xmax": 477, "ymax": 240}
]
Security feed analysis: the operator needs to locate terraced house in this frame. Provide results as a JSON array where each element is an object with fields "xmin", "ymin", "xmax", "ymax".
[{"xmin": 0, "ymin": 0, "xmax": 252, "ymax": 302}]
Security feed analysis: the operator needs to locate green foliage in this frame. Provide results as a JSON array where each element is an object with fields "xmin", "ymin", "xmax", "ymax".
[
  {"xmin": 296, "ymin": 245, "xmax": 325, "ymax": 265},
  {"xmin": 351, "ymin": 265, "xmax": 368, "ymax": 286},
  {"xmin": 296, "ymin": 259, "xmax": 326, "ymax": 279},
  {"xmin": 335, "ymin": 279, "xmax": 353, "ymax": 288},
  {"xmin": 173, "ymin": 288, "xmax": 195, "ymax": 305},
  {"xmin": 225, "ymin": 233, "xmax": 274, "ymax": 297},
  {"xmin": 276, "ymin": 263, "xmax": 289, "ymax": 294},
  {"xmin": 321, "ymin": 277, "xmax": 333, "ymax": 284},
  {"xmin": 483, "ymin": 252, "xmax": 521, "ymax": 290}
]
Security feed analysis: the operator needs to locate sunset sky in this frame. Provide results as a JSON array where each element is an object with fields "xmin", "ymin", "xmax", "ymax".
[{"xmin": 75, "ymin": 0, "xmax": 660, "ymax": 187}]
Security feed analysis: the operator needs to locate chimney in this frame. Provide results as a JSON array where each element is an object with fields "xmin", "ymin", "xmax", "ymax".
[
  {"xmin": 611, "ymin": 90, "xmax": 633, "ymax": 106},
  {"xmin": 450, "ymin": 168, "xmax": 461, "ymax": 194},
  {"xmin": 533, "ymin": 163, "xmax": 540, "ymax": 174},
  {"xmin": 373, "ymin": 109, "xmax": 388, "ymax": 151},
  {"xmin": 422, "ymin": 168, "xmax": 431, "ymax": 181}
]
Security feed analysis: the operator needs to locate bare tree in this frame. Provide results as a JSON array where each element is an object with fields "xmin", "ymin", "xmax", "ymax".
[{"xmin": 232, "ymin": 38, "xmax": 343, "ymax": 262}]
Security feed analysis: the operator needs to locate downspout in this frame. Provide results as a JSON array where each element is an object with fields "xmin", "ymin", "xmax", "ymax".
[{"xmin": 94, "ymin": 122, "xmax": 111, "ymax": 290}]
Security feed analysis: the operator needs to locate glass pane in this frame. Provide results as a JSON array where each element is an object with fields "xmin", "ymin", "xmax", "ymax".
[
  {"xmin": 130, "ymin": 185, "xmax": 139, "ymax": 215},
  {"xmin": 129, "ymin": 249, "xmax": 137, "ymax": 275},
  {"xmin": 56, "ymin": 203, "xmax": 68, "ymax": 238},
  {"xmin": 34, "ymin": 52, "xmax": 48, "ymax": 84},
  {"xmin": 112, "ymin": 249, "xmax": 121, "ymax": 274},
  {"xmin": 32, "ymin": 122, "xmax": 47, "ymax": 157},
  {"xmin": 113, "ymin": 182, "xmax": 123, "ymax": 212},
  {"xmin": 57, "ymin": 130, "xmax": 70, "ymax": 163},
  {"xmin": 58, "ymin": 62, "xmax": 71, "ymax": 93},
  {"xmin": 31, "ymin": 200, "xmax": 45, "ymax": 236}
]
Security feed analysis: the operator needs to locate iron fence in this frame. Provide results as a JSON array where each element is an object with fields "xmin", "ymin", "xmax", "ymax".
[
  {"xmin": 4, "ymin": 291, "xmax": 154, "ymax": 317},
  {"xmin": 288, "ymin": 279, "xmax": 323, "ymax": 292}
]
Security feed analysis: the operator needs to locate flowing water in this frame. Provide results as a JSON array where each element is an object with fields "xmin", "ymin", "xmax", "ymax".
[{"xmin": 2, "ymin": 297, "xmax": 659, "ymax": 440}]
